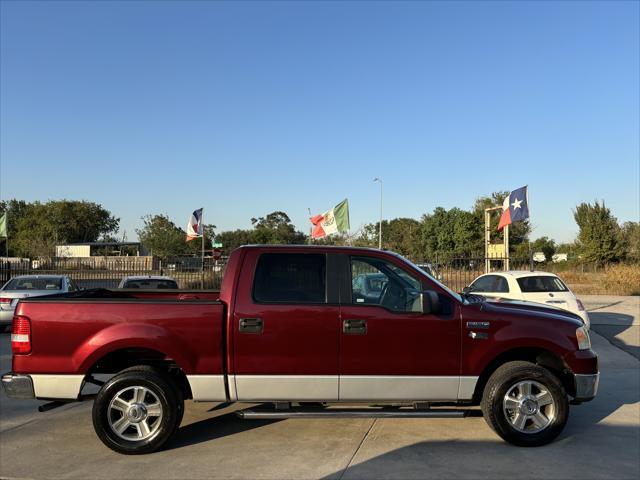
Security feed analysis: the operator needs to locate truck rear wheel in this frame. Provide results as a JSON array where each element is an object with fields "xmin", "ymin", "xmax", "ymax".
[
  {"xmin": 481, "ymin": 361, "xmax": 569, "ymax": 447},
  {"xmin": 92, "ymin": 367, "xmax": 183, "ymax": 454}
]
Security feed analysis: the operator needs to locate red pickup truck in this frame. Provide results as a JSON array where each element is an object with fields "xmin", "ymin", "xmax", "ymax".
[{"xmin": 2, "ymin": 246, "xmax": 599, "ymax": 454}]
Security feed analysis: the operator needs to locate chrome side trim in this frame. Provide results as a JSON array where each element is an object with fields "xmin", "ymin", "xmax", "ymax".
[
  {"xmin": 339, "ymin": 376, "xmax": 460, "ymax": 401},
  {"xmin": 30, "ymin": 374, "xmax": 84, "ymax": 399},
  {"xmin": 458, "ymin": 376, "xmax": 479, "ymax": 400},
  {"xmin": 186, "ymin": 375, "xmax": 228, "ymax": 401},
  {"xmin": 235, "ymin": 375, "xmax": 339, "ymax": 401},
  {"xmin": 237, "ymin": 408, "xmax": 467, "ymax": 419}
]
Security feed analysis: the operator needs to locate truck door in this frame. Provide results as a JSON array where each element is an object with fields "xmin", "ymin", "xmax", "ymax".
[
  {"xmin": 338, "ymin": 254, "xmax": 462, "ymax": 401},
  {"xmin": 232, "ymin": 250, "xmax": 340, "ymax": 401}
]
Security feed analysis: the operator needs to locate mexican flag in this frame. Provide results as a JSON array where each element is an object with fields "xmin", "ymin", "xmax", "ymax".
[{"xmin": 310, "ymin": 199, "xmax": 350, "ymax": 239}]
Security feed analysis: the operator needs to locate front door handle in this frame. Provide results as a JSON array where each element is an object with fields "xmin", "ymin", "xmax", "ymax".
[
  {"xmin": 343, "ymin": 319, "xmax": 367, "ymax": 335},
  {"xmin": 239, "ymin": 318, "xmax": 263, "ymax": 334}
]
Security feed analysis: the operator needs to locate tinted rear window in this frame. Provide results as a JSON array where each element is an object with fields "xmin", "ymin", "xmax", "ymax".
[
  {"xmin": 4, "ymin": 277, "xmax": 63, "ymax": 290},
  {"xmin": 123, "ymin": 280, "xmax": 178, "ymax": 289},
  {"xmin": 470, "ymin": 275, "xmax": 509, "ymax": 293},
  {"xmin": 517, "ymin": 276, "xmax": 568, "ymax": 293},
  {"xmin": 253, "ymin": 253, "xmax": 326, "ymax": 303}
]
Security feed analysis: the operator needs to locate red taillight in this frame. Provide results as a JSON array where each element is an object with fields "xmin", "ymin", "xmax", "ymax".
[
  {"xmin": 11, "ymin": 316, "xmax": 31, "ymax": 355},
  {"xmin": 576, "ymin": 299, "xmax": 585, "ymax": 311},
  {"xmin": 0, "ymin": 297, "xmax": 11, "ymax": 304}
]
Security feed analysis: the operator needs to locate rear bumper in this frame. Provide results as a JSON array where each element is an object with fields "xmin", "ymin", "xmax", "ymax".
[
  {"xmin": 1, "ymin": 373, "xmax": 35, "ymax": 399},
  {"xmin": 573, "ymin": 372, "xmax": 600, "ymax": 402}
]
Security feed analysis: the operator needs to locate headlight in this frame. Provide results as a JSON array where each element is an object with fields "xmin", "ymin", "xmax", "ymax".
[{"xmin": 576, "ymin": 326, "xmax": 591, "ymax": 350}]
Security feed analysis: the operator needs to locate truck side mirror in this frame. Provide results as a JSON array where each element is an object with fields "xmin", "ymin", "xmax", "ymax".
[
  {"xmin": 462, "ymin": 286, "xmax": 472, "ymax": 294},
  {"xmin": 422, "ymin": 290, "xmax": 441, "ymax": 314}
]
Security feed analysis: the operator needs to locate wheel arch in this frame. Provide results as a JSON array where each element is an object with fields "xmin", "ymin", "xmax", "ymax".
[
  {"xmin": 472, "ymin": 347, "xmax": 574, "ymax": 403},
  {"xmin": 84, "ymin": 347, "xmax": 193, "ymax": 400}
]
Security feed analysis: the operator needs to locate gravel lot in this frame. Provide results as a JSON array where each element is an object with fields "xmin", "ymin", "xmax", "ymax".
[{"xmin": 1, "ymin": 299, "xmax": 638, "ymax": 480}]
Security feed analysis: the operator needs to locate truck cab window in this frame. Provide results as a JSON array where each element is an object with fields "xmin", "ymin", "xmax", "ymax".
[
  {"xmin": 350, "ymin": 256, "xmax": 422, "ymax": 312},
  {"xmin": 253, "ymin": 253, "xmax": 326, "ymax": 303}
]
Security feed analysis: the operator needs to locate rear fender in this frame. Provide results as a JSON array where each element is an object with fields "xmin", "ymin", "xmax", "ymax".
[{"xmin": 74, "ymin": 323, "xmax": 197, "ymax": 374}]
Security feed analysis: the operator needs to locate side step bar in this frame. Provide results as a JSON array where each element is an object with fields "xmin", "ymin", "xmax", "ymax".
[{"xmin": 236, "ymin": 408, "xmax": 469, "ymax": 419}]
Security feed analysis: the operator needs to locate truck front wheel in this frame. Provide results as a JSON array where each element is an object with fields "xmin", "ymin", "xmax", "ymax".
[
  {"xmin": 92, "ymin": 367, "xmax": 183, "ymax": 454},
  {"xmin": 481, "ymin": 361, "xmax": 569, "ymax": 447}
]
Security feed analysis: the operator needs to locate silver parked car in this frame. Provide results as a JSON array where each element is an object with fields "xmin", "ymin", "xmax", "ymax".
[{"xmin": 0, "ymin": 275, "xmax": 80, "ymax": 330}]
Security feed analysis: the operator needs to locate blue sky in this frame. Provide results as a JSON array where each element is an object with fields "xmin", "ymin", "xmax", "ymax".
[{"xmin": 1, "ymin": 0, "xmax": 638, "ymax": 243}]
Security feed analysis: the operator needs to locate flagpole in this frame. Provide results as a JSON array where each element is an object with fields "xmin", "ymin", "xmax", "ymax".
[
  {"xmin": 307, "ymin": 208, "xmax": 312, "ymax": 245},
  {"xmin": 201, "ymin": 209, "xmax": 205, "ymax": 289}
]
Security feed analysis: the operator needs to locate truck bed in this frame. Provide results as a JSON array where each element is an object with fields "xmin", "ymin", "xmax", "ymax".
[{"xmin": 12, "ymin": 289, "xmax": 225, "ymax": 376}]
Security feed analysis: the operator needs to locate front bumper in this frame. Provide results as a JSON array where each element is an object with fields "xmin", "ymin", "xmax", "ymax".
[
  {"xmin": 1, "ymin": 373, "xmax": 35, "ymax": 399},
  {"xmin": 573, "ymin": 372, "xmax": 599, "ymax": 402}
]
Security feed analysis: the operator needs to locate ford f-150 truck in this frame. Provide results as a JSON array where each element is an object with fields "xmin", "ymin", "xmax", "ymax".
[{"xmin": 2, "ymin": 246, "xmax": 599, "ymax": 454}]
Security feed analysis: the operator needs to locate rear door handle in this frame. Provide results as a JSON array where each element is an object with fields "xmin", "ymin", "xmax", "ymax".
[
  {"xmin": 239, "ymin": 318, "xmax": 263, "ymax": 334},
  {"xmin": 343, "ymin": 319, "xmax": 367, "ymax": 335}
]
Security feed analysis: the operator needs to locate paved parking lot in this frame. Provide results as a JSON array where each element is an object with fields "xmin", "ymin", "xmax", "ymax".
[{"xmin": 1, "ymin": 300, "xmax": 639, "ymax": 480}]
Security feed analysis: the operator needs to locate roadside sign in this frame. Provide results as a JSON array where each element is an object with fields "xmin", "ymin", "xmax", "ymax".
[
  {"xmin": 487, "ymin": 243, "xmax": 506, "ymax": 257},
  {"xmin": 212, "ymin": 242, "xmax": 223, "ymax": 248}
]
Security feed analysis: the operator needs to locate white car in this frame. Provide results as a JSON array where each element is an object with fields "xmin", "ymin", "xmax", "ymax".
[
  {"xmin": 118, "ymin": 276, "xmax": 179, "ymax": 289},
  {"xmin": 465, "ymin": 271, "xmax": 590, "ymax": 328}
]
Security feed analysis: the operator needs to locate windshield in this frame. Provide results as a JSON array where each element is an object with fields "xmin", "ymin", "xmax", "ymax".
[
  {"xmin": 123, "ymin": 279, "xmax": 178, "ymax": 289},
  {"xmin": 517, "ymin": 276, "xmax": 568, "ymax": 293},
  {"xmin": 392, "ymin": 253, "xmax": 463, "ymax": 303},
  {"xmin": 4, "ymin": 277, "xmax": 63, "ymax": 291}
]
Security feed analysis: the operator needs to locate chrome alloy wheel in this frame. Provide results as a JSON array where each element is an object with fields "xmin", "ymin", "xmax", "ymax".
[
  {"xmin": 107, "ymin": 386, "xmax": 163, "ymax": 441},
  {"xmin": 502, "ymin": 380, "xmax": 556, "ymax": 433}
]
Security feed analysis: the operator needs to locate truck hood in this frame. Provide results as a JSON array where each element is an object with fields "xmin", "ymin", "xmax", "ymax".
[{"xmin": 479, "ymin": 297, "xmax": 584, "ymax": 326}]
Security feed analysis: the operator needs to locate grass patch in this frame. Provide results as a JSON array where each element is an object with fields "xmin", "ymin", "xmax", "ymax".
[{"xmin": 557, "ymin": 264, "xmax": 640, "ymax": 296}]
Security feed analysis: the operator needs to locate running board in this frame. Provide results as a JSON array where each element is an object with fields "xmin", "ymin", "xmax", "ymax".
[{"xmin": 236, "ymin": 407, "xmax": 469, "ymax": 419}]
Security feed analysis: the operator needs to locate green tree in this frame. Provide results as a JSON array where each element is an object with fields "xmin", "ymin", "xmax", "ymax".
[
  {"xmin": 530, "ymin": 236, "xmax": 556, "ymax": 262},
  {"xmin": 573, "ymin": 201, "xmax": 622, "ymax": 264},
  {"xmin": 215, "ymin": 211, "xmax": 306, "ymax": 255},
  {"xmin": 620, "ymin": 221, "xmax": 640, "ymax": 261},
  {"xmin": 136, "ymin": 215, "xmax": 183, "ymax": 260},
  {"xmin": 418, "ymin": 207, "xmax": 482, "ymax": 260},
  {"xmin": 356, "ymin": 218, "xmax": 422, "ymax": 259},
  {"xmin": 0, "ymin": 199, "xmax": 119, "ymax": 257}
]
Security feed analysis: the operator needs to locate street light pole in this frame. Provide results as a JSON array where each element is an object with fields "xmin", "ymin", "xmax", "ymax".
[{"xmin": 373, "ymin": 177, "xmax": 383, "ymax": 249}]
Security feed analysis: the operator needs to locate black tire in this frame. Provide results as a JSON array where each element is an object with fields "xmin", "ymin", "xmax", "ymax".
[
  {"xmin": 481, "ymin": 361, "xmax": 569, "ymax": 447},
  {"xmin": 92, "ymin": 366, "xmax": 183, "ymax": 454}
]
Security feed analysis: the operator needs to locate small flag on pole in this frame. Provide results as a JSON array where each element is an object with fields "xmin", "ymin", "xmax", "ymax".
[
  {"xmin": 497, "ymin": 186, "xmax": 529, "ymax": 231},
  {"xmin": 186, "ymin": 208, "xmax": 203, "ymax": 241},
  {"xmin": 310, "ymin": 199, "xmax": 350, "ymax": 239}
]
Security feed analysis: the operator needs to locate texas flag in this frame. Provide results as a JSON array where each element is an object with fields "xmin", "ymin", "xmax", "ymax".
[
  {"xmin": 186, "ymin": 208, "xmax": 203, "ymax": 241},
  {"xmin": 497, "ymin": 186, "xmax": 529, "ymax": 231}
]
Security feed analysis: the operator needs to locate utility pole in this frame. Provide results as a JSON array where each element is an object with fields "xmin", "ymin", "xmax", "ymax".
[{"xmin": 373, "ymin": 177, "xmax": 383, "ymax": 249}]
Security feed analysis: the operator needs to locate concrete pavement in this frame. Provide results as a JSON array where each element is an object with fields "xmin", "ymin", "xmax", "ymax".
[
  {"xmin": 1, "ymin": 304, "xmax": 639, "ymax": 479},
  {"xmin": 583, "ymin": 295, "xmax": 639, "ymax": 359}
]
